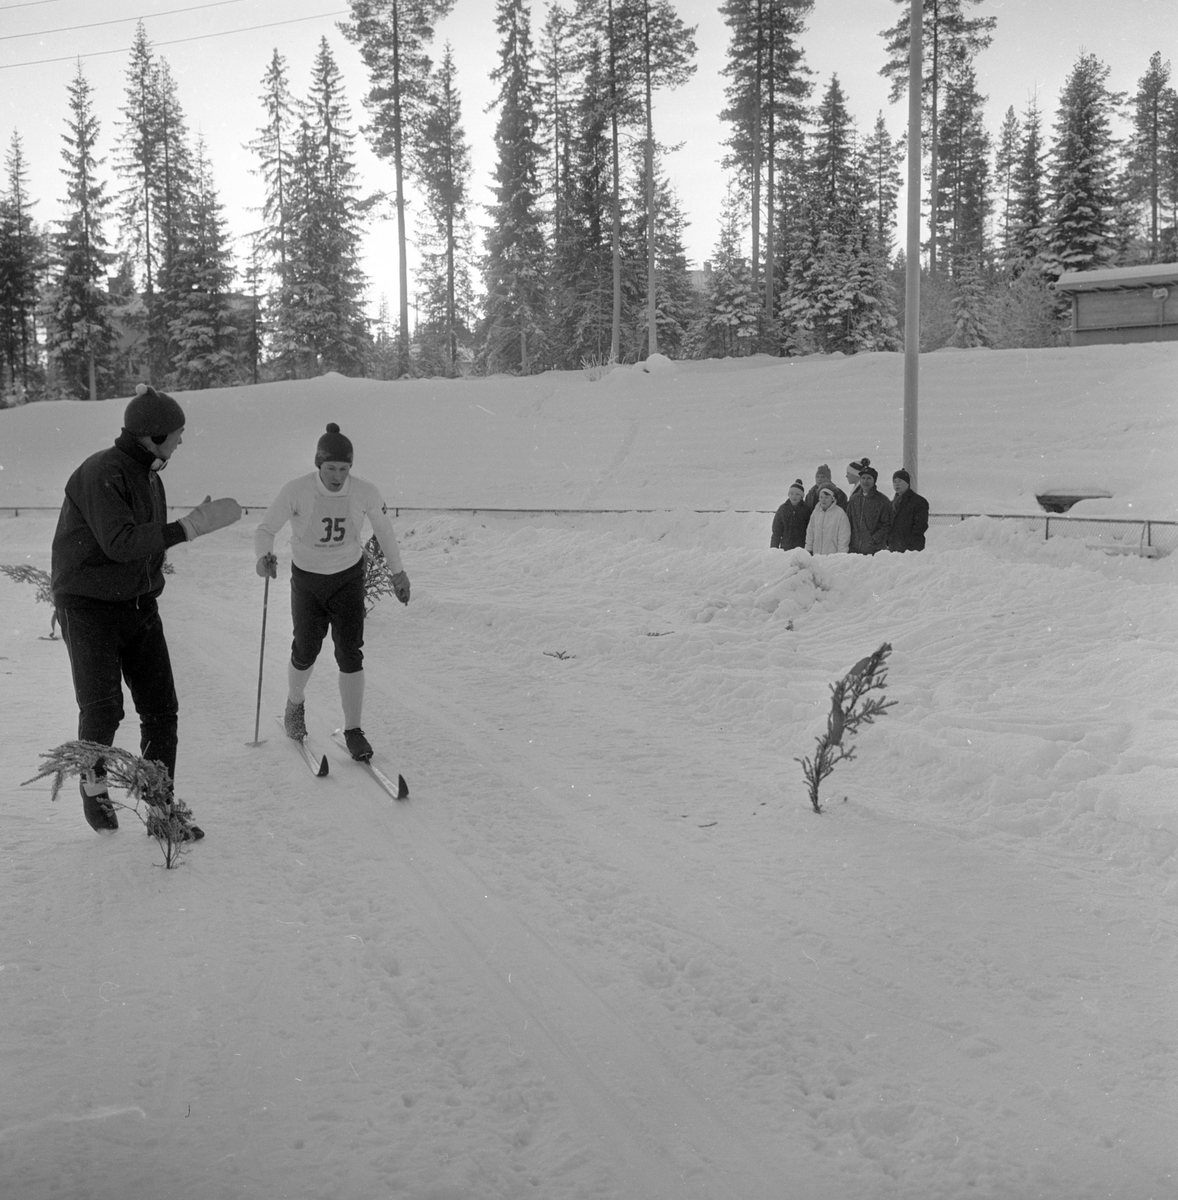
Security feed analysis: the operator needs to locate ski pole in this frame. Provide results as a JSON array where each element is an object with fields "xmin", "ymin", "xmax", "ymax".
[{"xmin": 248, "ymin": 573, "xmax": 270, "ymax": 746}]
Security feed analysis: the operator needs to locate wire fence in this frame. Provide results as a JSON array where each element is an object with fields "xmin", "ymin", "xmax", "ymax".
[
  {"xmin": 3, "ymin": 505, "xmax": 1174, "ymax": 557},
  {"xmin": 928, "ymin": 512, "xmax": 1177, "ymax": 557}
]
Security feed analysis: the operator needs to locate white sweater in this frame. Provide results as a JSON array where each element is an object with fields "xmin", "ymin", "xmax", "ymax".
[
  {"xmin": 805, "ymin": 503, "xmax": 851, "ymax": 555},
  {"xmin": 254, "ymin": 472, "xmax": 404, "ymax": 576}
]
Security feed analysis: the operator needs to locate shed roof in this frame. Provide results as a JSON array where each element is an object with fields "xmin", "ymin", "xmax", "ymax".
[{"xmin": 1052, "ymin": 263, "xmax": 1178, "ymax": 292}]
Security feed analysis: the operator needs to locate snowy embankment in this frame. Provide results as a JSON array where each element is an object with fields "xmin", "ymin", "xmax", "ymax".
[{"xmin": 1, "ymin": 348, "xmax": 1176, "ymax": 1199}]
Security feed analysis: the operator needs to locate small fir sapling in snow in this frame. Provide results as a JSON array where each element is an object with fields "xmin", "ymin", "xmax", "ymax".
[
  {"xmin": 796, "ymin": 643, "xmax": 896, "ymax": 813},
  {"xmin": 22, "ymin": 741, "xmax": 200, "ymax": 868},
  {"xmin": 1, "ymin": 564, "xmax": 58, "ymax": 637}
]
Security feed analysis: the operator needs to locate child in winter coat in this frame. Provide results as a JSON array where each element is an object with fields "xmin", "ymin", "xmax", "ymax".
[
  {"xmin": 805, "ymin": 484, "xmax": 851, "ymax": 554},
  {"xmin": 771, "ymin": 480, "xmax": 810, "ymax": 550}
]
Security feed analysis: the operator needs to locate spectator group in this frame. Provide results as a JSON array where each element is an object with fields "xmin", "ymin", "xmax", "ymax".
[{"xmin": 771, "ymin": 460, "xmax": 929, "ymax": 556}]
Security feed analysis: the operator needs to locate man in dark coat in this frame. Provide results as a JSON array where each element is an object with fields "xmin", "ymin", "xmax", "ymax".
[
  {"xmin": 803, "ymin": 464, "xmax": 848, "ymax": 513},
  {"xmin": 887, "ymin": 468, "xmax": 930, "ymax": 552},
  {"xmin": 51, "ymin": 385, "xmax": 242, "ymax": 833},
  {"xmin": 847, "ymin": 462, "xmax": 891, "ymax": 554},
  {"xmin": 771, "ymin": 479, "xmax": 810, "ymax": 550}
]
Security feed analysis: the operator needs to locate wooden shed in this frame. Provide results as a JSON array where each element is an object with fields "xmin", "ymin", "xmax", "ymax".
[{"xmin": 1052, "ymin": 263, "xmax": 1178, "ymax": 346}]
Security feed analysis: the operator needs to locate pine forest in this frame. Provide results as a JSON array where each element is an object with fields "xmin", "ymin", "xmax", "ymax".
[{"xmin": 1, "ymin": 1, "xmax": 1176, "ymax": 401}]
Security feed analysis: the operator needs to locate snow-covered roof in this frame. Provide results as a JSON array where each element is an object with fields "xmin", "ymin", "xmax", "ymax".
[{"xmin": 1052, "ymin": 263, "xmax": 1178, "ymax": 292}]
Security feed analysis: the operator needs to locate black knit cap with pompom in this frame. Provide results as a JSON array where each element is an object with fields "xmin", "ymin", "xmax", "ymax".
[
  {"xmin": 315, "ymin": 423, "xmax": 354, "ymax": 466},
  {"xmin": 124, "ymin": 383, "xmax": 185, "ymax": 440}
]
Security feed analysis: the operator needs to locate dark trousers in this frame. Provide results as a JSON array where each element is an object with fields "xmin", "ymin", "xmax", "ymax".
[
  {"xmin": 57, "ymin": 598, "xmax": 179, "ymax": 780},
  {"xmin": 290, "ymin": 560, "xmax": 365, "ymax": 674}
]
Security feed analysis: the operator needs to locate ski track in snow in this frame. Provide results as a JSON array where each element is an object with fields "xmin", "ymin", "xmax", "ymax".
[
  {"xmin": 1, "ymin": 343, "xmax": 1176, "ymax": 1199},
  {"xmin": 2, "ymin": 506, "xmax": 1175, "ymax": 1199}
]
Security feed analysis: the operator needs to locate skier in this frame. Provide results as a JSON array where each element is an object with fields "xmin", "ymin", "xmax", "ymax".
[
  {"xmin": 51, "ymin": 384, "xmax": 243, "ymax": 834},
  {"xmin": 771, "ymin": 480, "xmax": 810, "ymax": 550},
  {"xmin": 254, "ymin": 423, "xmax": 410, "ymax": 762}
]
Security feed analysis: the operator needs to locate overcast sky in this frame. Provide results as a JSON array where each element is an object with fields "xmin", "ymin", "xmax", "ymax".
[{"xmin": 2, "ymin": 0, "xmax": 1173, "ymax": 317}]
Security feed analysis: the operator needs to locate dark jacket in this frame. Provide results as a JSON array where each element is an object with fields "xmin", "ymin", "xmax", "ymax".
[
  {"xmin": 887, "ymin": 489, "xmax": 930, "ymax": 552},
  {"xmin": 804, "ymin": 482, "xmax": 849, "ymax": 513},
  {"xmin": 771, "ymin": 499, "xmax": 810, "ymax": 550},
  {"xmin": 51, "ymin": 433, "xmax": 189, "ymax": 604},
  {"xmin": 847, "ymin": 486, "xmax": 892, "ymax": 554}
]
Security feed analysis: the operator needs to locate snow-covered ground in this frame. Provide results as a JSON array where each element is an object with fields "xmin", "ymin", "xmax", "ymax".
[{"xmin": 1, "ymin": 347, "xmax": 1175, "ymax": 1199}]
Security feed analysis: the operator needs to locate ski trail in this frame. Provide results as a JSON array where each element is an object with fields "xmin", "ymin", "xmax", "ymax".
[{"xmin": 320, "ymin": 731, "xmax": 793, "ymax": 1199}]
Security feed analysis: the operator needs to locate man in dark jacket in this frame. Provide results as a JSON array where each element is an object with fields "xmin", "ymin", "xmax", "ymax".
[
  {"xmin": 847, "ymin": 463, "xmax": 891, "ymax": 554},
  {"xmin": 803, "ymin": 464, "xmax": 848, "ymax": 514},
  {"xmin": 887, "ymin": 468, "xmax": 930, "ymax": 552},
  {"xmin": 51, "ymin": 385, "xmax": 242, "ymax": 833},
  {"xmin": 771, "ymin": 479, "xmax": 810, "ymax": 550}
]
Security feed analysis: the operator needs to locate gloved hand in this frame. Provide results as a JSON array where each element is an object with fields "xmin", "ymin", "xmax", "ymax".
[
  {"xmin": 256, "ymin": 553, "xmax": 277, "ymax": 579},
  {"xmin": 391, "ymin": 570, "xmax": 410, "ymax": 605},
  {"xmin": 180, "ymin": 496, "xmax": 242, "ymax": 540}
]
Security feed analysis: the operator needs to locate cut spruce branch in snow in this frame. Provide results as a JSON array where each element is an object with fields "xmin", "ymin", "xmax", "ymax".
[
  {"xmin": 544, "ymin": 650, "xmax": 575, "ymax": 659},
  {"xmin": 796, "ymin": 642, "xmax": 897, "ymax": 814},
  {"xmin": 22, "ymin": 741, "xmax": 200, "ymax": 869},
  {"xmin": 1, "ymin": 563, "xmax": 57, "ymax": 638},
  {"xmin": 362, "ymin": 534, "xmax": 397, "ymax": 615}
]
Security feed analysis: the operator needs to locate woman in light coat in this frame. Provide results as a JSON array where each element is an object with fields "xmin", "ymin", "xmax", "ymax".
[{"xmin": 805, "ymin": 484, "xmax": 851, "ymax": 555}]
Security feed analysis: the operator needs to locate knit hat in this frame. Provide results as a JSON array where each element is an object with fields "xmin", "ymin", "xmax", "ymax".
[
  {"xmin": 893, "ymin": 468, "xmax": 911, "ymax": 485},
  {"xmin": 124, "ymin": 383, "xmax": 185, "ymax": 439},
  {"xmin": 815, "ymin": 464, "xmax": 832, "ymax": 480},
  {"xmin": 848, "ymin": 459, "xmax": 864, "ymax": 475},
  {"xmin": 858, "ymin": 457, "xmax": 878, "ymax": 480},
  {"xmin": 789, "ymin": 479, "xmax": 805, "ymax": 495},
  {"xmin": 818, "ymin": 483, "xmax": 836, "ymax": 497},
  {"xmin": 315, "ymin": 423, "xmax": 354, "ymax": 466}
]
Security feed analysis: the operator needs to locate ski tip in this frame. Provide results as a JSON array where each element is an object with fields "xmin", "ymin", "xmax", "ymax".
[{"xmin": 397, "ymin": 774, "xmax": 408, "ymax": 800}]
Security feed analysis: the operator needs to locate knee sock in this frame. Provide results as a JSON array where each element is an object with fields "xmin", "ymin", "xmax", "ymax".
[
  {"xmin": 339, "ymin": 669, "xmax": 365, "ymax": 729},
  {"xmin": 288, "ymin": 662, "xmax": 313, "ymax": 703}
]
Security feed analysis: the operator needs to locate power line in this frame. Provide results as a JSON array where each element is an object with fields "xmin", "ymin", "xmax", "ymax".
[
  {"xmin": 0, "ymin": 0, "xmax": 68, "ymax": 11},
  {"xmin": 2, "ymin": 0, "xmax": 250, "ymax": 43},
  {"xmin": 0, "ymin": 9, "xmax": 349, "ymax": 70}
]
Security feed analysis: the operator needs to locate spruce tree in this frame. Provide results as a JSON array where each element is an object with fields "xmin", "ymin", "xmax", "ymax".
[
  {"xmin": 784, "ymin": 76, "xmax": 898, "ymax": 354},
  {"xmin": 860, "ymin": 112, "xmax": 904, "ymax": 258},
  {"xmin": 719, "ymin": 0, "xmax": 813, "ymax": 325},
  {"xmin": 150, "ymin": 58, "xmax": 195, "ymax": 382},
  {"xmin": 538, "ymin": 2, "xmax": 577, "ymax": 253},
  {"xmin": 632, "ymin": 0, "xmax": 696, "ymax": 356},
  {"xmin": 949, "ymin": 254, "xmax": 988, "ymax": 346},
  {"xmin": 686, "ymin": 180, "xmax": 760, "ymax": 357},
  {"xmin": 281, "ymin": 39, "xmax": 371, "ymax": 377},
  {"xmin": 116, "ymin": 23, "xmax": 159, "ymax": 379},
  {"xmin": 550, "ymin": 38, "xmax": 614, "ymax": 368},
  {"xmin": 0, "ymin": 133, "xmax": 43, "ymax": 399},
  {"xmin": 993, "ymin": 105, "xmax": 1020, "ymax": 263},
  {"xmin": 628, "ymin": 157, "xmax": 697, "ymax": 357},
  {"xmin": 1044, "ymin": 52, "xmax": 1125, "ymax": 277},
  {"xmin": 167, "ymin": 135, "xmax": 237, "ymax": 390},
  {"xmin": 49, "ymin": 65, "xmax": 116, "ymax": 401},
  {"xmin": 247, "ymin": 49, "xmax": 296, "ymax": 367},
  {"xmin": 342, "ymin": 0, "xmax": 456, "ymax": 376},
  {"xmin": 1126, "ymin": 52, "xmax": 1174, "ymax": 262},
  {"xmin": 415, "ymin": 43, "xmax": 474, "ymax": 376},
  {"xmin": 1163, "ymin": 85, "xmax": 1178, "ymax": 259},
  {"xmin": 935, "ymin": 57, "xmax": 990, "ymax": 274},
  {"xmin": 880, "ymin": 0, "xmax": 996, "ymax": 276},
  {"xmin": 1009, "ymin": 94, "xmax": 1046, "ymax": 268},
  {"xmin": 482, "ymin": 0, "xmax": 548, "ymax": 374}
]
